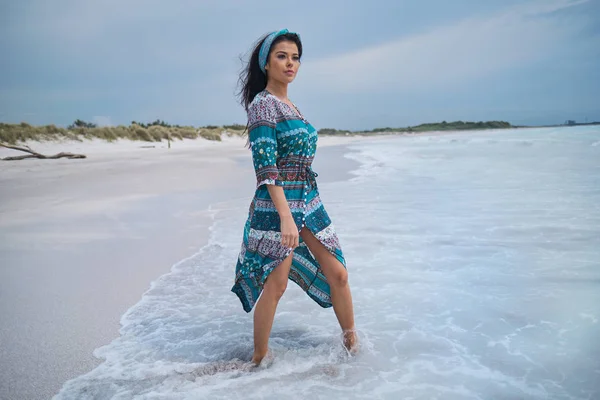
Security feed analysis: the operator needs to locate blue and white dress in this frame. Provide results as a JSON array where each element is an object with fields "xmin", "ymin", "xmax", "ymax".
[{"xmin": 231, "ymin": 89, "xmax": 346, "ymax": 313}]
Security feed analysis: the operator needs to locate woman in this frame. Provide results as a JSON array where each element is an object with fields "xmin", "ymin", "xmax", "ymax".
[{"xmin": 233, "ymin": 29, "xmax": 358, "ymax": 366}]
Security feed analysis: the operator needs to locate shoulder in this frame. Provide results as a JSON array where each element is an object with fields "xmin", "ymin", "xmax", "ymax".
[{"xmin": 248, "ymin": 91, "xmax": 279, "ymax": 124}]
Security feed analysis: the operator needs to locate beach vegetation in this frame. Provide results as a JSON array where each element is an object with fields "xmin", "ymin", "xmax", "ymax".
[
  {"xmin": 318, "ymin": 121, "xmax": 513, "ymax": 135},
  {"xmin": 67, "ymin": 119, "xmax": 97, "ymax": 129},
  {"xmin": 0, "ymin": 121, "xmax": 228, "ymax": 144},
  {"xmin": 366, "ymin": 120, "xmax": 512, "ymax": 133},
  {"xmin": 0, "ymin": 119, "xmax": 515, "ymax": 145},
  {"xmin": 318, "ymin": 128, "xmax": 352, "ymax": 135},
  {"xmin": 222, "ymin": 124, "xmax": 246, "ymax": 131}
]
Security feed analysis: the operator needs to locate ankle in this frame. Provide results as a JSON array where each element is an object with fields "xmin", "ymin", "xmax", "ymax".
[
  {"xmin": 342, "ymin": 327, "xmax": 356, "ymax": 337},
  {"xmin": 251, "ymin": 349, "xmax": 268, "ymax": 365},
  {"xmin": 342, "ymin": 329, "xmax": 359, "ymax": 353}
]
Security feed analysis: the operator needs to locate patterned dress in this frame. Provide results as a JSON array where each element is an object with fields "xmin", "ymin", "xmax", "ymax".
[{"xmin": 231, "ymin": 89, "xmax": 346, "ymax": 313}]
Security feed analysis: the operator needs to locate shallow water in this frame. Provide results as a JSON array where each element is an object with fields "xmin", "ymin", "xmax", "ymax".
[{"xmin": 56, "ymin": 126, "xmax": 600, "ymax": 399}]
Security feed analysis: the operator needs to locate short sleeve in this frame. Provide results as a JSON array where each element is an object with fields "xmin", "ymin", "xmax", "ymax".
[{"xmin": 247, "ymin": 98, "xmax": 282, "ymax": 188}]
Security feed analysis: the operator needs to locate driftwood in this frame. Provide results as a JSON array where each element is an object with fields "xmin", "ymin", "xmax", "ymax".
[{"xmin": 0, "ymin": 142, "xmax": 86, "ymax": 161}]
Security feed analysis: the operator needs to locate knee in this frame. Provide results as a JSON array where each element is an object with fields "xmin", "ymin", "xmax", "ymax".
[
  {"xmin": 264, "ymin": 280, "xmax": 287, "ymax": 301},
  {"xmin": 328, "ymin": 268, "xmax": 348, "ymax": 288}
]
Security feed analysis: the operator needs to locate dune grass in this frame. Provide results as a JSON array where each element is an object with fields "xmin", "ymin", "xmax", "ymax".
[
  {"xmin": 0, "ymin": 122, "xmax": 247, "ymax": 145},
  {"xmin": 0, "ymin": 119, "xmax": 515, "ymax": 145}
]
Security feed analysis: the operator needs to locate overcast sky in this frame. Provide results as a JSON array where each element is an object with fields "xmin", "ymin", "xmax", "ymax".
[{"xmin": 1, "ymin": 0, "xmax": 599, "ymax": 130}]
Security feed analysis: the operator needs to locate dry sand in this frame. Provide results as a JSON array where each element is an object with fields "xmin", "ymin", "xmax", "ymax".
[{"xmin": 0, "ymin": 134, "xmax": 362, "ymax": 400}]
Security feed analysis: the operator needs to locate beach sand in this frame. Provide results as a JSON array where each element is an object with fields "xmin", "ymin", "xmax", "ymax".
[{"xmin": 0, "ymin": 135, "xmax": 360, "ymax": 400}]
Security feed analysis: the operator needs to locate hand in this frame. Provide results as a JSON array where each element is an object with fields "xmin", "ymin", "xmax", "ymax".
[{"xmin": 280, "ymin": 215, "xmax": 299, "ymax": 249}]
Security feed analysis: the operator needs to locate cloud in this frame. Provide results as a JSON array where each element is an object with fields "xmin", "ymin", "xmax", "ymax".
[
  {"xmin": 2, "ymin": 0, "xmax": 597, "ymax": 128},
  {"xmin": 299, "ymin": 0, "xmax": 590, "ymax": 94}
]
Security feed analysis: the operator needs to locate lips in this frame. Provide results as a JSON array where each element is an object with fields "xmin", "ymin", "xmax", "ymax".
[{"xmin": 285, "ymin": 70, "xmax": 294, "ymax": 75}]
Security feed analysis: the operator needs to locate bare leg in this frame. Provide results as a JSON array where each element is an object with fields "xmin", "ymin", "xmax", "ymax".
[
  {"xmin": 251, "ymin": 252, "xmax": 293, "ymax": 365},
  {"xmin": 300, "ymin": 228, "xmax": 358, "ymax": 352}
]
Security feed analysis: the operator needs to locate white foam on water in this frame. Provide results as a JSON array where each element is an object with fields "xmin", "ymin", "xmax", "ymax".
[{"xmin": 55, "ymin": 127, "xmax": 600, "ymax": 399}]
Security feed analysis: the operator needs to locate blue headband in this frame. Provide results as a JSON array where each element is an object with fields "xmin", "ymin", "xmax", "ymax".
[{"xmin": 258, "ymin": 29, "xmax": 299, "ymax": 74}]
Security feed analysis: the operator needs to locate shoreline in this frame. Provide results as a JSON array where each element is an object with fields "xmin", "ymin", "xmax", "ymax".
[
  {"xmin": 3, "ymin": 120, "xmax": 594, "ymax": 150},
  {"xmin": 1, "ymin": 141, "xmax": 248, "ymax": 400},
  {"xmin": 0, "ymin": 135, "xmax": 363, "ymax": 400},
  {"xmin": 2, "ymin": 124, "xmax": 571, "ymax": 161}
]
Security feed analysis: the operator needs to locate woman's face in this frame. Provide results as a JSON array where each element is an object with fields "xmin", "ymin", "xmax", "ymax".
[{"xmin": 266, "ymin": 41, "xmax": 300, "ymax": 84}]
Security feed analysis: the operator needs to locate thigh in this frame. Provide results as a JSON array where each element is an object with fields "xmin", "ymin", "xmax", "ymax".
[
  {"xmin": 263, "ymin": 251, "xmax": 293, "ymax": 288},
  {"xmin": 300, "ymin": 228, "xmax": 345, "ymax": 277}
]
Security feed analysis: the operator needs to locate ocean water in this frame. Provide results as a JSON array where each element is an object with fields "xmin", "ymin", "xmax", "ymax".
[{"xmin": 55, "ymin": 126, "xmax": 600, "ymax": 400}]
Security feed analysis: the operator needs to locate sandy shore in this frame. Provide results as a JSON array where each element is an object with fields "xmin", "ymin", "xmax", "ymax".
[{"xmin": 0, "ymin": 135, "xmax": 361, "ymax": 400}]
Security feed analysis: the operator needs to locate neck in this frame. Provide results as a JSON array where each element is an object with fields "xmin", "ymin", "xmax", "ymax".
[{"xmin": 265, "ymin": 81, "xmax": 288, "ymax": 100}]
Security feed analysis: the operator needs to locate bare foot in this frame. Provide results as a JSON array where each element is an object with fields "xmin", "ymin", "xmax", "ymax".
[
  {"xmin": 342, "ymin": 329, "xmax": 359, "ymax": 355},
  {"xmin": 251, "ymin": 349, "xmax": 269, "ymax": 366}
]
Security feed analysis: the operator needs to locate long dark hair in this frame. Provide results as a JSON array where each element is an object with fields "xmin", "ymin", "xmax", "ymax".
[{"xmin": 237, "ymin": 32, "xmax": 303, "ymax": 114}]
